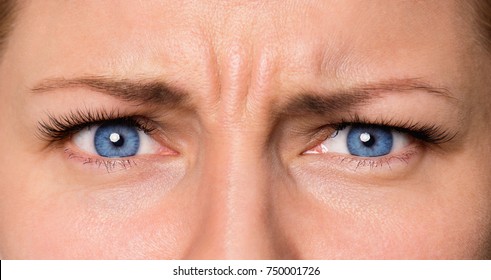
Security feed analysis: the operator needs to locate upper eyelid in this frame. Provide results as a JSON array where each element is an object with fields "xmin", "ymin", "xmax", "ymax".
[
  {"xmin": 37, "ymin": 105, "xmax": 456, "ymax": 156},
  {"xmin": 308, "ymin": 118, "xmax": 455, "ymax": 150},
  {"xmin": 37, "ymin": 110, "xmax": 157, "ymax": 142}
]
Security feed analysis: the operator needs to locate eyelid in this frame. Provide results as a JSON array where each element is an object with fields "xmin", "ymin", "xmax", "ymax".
[
  {"xmin": 312, "ymin": 115, "xmax": 455, "ymax": 146},
  {"xmin": 300, "ymin": 116, "xmax": 455, "ymax": 172},
  {"xmin": 37, "ymin": 109, "xmax": 182, "ymax": 172},
  {"xmin": 37, "ymin": 108, "xmax": 157, "ymax": 143}
]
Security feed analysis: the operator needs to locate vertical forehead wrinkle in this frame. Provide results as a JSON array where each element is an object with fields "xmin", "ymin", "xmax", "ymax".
[
  {"xmin": 202, "ymin": 3, "xmax": 289, "ymax": 117},
  {"xmin": 30, "ymin": 76, "xmax": 189, "ymax": 107},
  {"xmin": 204, "ymin": 0, "xmax": 329, "ymax": 109}
]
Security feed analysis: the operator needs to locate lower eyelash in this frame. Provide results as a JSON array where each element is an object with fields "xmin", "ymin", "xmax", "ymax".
[
  {"xmin": 64, "ymin": 148, "xmax": 138, "ymax": 173},
  {"xmin": 336, "ymin": 149, "xmax": 417, "ymax": 170}
]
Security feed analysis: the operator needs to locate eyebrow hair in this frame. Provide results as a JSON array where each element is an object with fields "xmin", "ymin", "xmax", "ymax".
[
  {"xmin": 31, "ymin": 76, "xmax": 189, "ymax": 107},
  {"xmin": 282, "ymin": 78, "xmax": 457, "ymax": 116},
  {"xmin": 32, "ymin": 76, "xmax": 456, "ymax": 118}
]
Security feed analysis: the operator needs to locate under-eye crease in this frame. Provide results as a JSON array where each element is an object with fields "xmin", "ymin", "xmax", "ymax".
[{"xmin": 63, "ymin": 147, "xmax": 139, "ymax": 173}]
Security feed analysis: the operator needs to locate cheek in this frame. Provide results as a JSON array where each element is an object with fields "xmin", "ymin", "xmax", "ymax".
[
  {"xmin": 0, "ymin": 179, "xmax": 200, "ymax": 259},
  {"xmin": 276, "ymin": 189, "xmax": 488, "ymax": 259},
  {"xmin": 278, "ymin": 165, "xmax": 491, "ymax": 259}
]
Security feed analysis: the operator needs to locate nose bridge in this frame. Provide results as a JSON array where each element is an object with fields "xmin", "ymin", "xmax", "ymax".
[
  {"xmin": 184, "ymin": 43, "xmax": 284, "ymax": 258},
  {"xmin": 222, "ymin": 131, "xmax": 275, "ymax": 257},
  {"xmin": 184, "ymin": 126, "xmax": 281, "ymax": 259}
]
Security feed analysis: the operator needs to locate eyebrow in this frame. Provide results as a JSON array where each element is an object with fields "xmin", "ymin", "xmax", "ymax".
[
  {"xmin": 282, "ymin": 78, "xmax": 458, "ymax": 116},
  {"xmin": 31, "ymin": 76, "xmax": 189, "ymax": 107},
  {"xmin": 32, "ymin": 76, "xmax": 456, "ymax": 117}
]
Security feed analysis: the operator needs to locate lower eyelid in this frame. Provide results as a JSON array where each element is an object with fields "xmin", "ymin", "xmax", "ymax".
[
  {"xmin": 295, "ymin": 139, "xmax": 426, "ymax": 175},
  {"xmin": 302, "ymin": 142, "xmax": 422, "ymax": 175},
  {"xmin": 63, "ymin": 147, "xmax": 138, "ymax": 173},
  {"xmin": 64, "ymin": 133, "xmax": 179, "ymax": 173},
  {"xmin": 62, "ymin": 145, "xmax": 179, "ymax": 174}
]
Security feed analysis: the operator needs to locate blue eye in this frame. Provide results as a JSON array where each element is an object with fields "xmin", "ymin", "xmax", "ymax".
[
  {"xmin": 94, "ymin": 123, "xmax": 140, "ymax": 157},
  {"xmin": 73, "ymin": 121, "xmax": 160, "ymax": 158},
  {"xmin": 306, "ymin": 124, "xmax": 410, "ymax": 157},
  {"xmin": 346, "ymin": 126, "xmax": 392, "ymax": 157}
]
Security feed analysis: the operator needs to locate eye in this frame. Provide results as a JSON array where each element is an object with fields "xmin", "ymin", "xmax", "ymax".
[
  {"xmin": 306, "ymin": 124, "xmax": 411, "ymax": 157},
  {"xmin": 73, "ymin": 121, "xmax": 160, "ymax": 158}
]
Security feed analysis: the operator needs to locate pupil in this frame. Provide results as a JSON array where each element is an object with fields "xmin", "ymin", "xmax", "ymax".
[
  {"xmin": 109, "ymin": 133, "xmax": 125, "ymax": 147},
  {"xmin": 360, "ymin": 132, "xmax": 375, "ymax": 147}
]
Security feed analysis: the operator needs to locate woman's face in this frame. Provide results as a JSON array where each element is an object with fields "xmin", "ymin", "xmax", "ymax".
[{"xmin": 0, "ymin": 0, "xmax": 490, "ymax": 259}]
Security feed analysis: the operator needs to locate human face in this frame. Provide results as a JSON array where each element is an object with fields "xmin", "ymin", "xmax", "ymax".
[{"xmin": 0, "ymin": 0, "xmax": 490, "ymax": 259}]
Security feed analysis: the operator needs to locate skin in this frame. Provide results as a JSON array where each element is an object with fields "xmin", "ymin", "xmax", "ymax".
[{"xmin": 0, "ymin": 0, "xmax": 490, "ymax": 259}]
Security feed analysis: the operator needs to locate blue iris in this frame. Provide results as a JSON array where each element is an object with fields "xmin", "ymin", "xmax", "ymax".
[
  {"xmin": 94, "ymin": 122, "xmax": 140, "ymax": 157},
  {"xmin": 347, "ymin": 125, "xmax": 393, "ymax": 157}
]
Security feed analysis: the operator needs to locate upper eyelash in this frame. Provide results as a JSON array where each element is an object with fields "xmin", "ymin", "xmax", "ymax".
[
  {"xmin": 331, "ymin": 115, "xmax": 457, "ymax": 145},
  {"xmin": 37, "ymin": 108, "xmax": 156, "ymax": 142},
  {"xmin": 38, "ymin": 109, "xmax": 456, "ymax": 150}
]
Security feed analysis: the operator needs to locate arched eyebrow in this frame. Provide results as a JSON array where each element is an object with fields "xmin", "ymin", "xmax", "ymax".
[
  {"xmin": 31, "ymin": 76, "xmax": 190, "ymax": 108},
  {"xmin": 281, "ymin": 78, "xmax": 458, "ymax": 116}
]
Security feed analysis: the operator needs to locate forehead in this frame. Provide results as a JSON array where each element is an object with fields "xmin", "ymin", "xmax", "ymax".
[{"xmin": 7, "ymin": 0, "xmax": 475, "ymax": 96}]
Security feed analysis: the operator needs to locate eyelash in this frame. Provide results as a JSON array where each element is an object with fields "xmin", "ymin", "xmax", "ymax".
[
  {"xmin": 329, "ymin": 114, "xmax": 456, "ymax": 145},
  {"xmin": 37, "ymin": 109, "xmax": 157, "ymax": 143},
  {"xmin": 37, "ymin": 110, "xmax": 455, "ymax": 172},
  {"xmin": 37, "ymin": 109, "xmax": 161, "ymax": 172},
  {"xmin": 305, "ymin": 114, "xmax": 456, "ymax": 169},
  {"xmin": 39, "ymin": 110, "xmax": 456, "ymax": 146}
]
